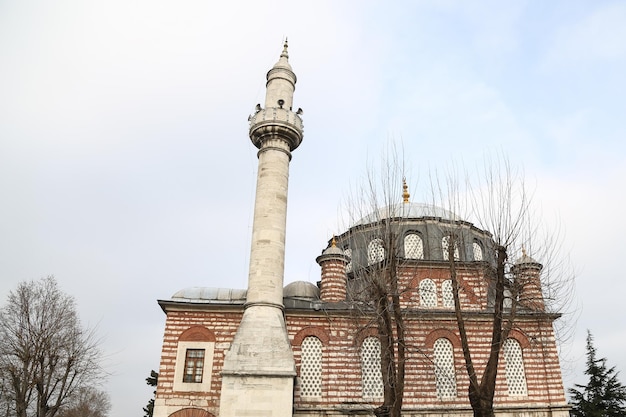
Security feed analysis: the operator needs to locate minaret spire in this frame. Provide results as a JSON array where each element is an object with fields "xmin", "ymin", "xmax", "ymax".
[
  {"xmin": 220, "ymin": 42, "xmax": 303, "ymax": 417},
  {"xmin": 281, "ymin": 38, "xmax": 289, "ymax": 58}
]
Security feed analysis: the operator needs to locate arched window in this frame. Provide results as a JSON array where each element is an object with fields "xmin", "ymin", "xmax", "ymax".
[
  {"xmin": 434, "ymin": 338, "xmax": 457, "ymax": 399},
  {"xmin": 300, "ymin": 336, "xmax": 322, "ymax": 398},
  {"xmin": 404, "ymin": 233, "xmax": 424, "ymax": 259},
  {"xmin": 503, "ymin": 338, "xmax": 528, "ymax": 396},
  {"xmin": 367, "ymin": 239, "xmax": 385, "ymax": 265},
  {"xmin": 442, "ymin": 236, "xmax": 460, "ymax": 261},
  {"xmin": 361, "ymin": 336, "xmax": 383, "ymax": 398},
  {"xmin": 473, "ymin": 241, "xmax": 483, "ymax": 261},
  {"xmin": 419, "ymin": 279, "xmax": 437, "ymax": 307},
  {"xmin": 442, "ymin": 280, "xmax": 454, "ymax": 308},
  {"xmin": 344, "ymin": 247, "xmax": 353, "ymax": 273}
]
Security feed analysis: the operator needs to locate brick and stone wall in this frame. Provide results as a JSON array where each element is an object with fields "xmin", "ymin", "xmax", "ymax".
[{"xmin": 154, "ymin": 301, "xmax": 567, "ymax": 417}]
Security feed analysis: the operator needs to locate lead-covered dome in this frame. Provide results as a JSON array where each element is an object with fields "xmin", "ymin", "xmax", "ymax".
[
  {"xmin": 171, "ymin": 287, "xmax": 247, "ymax": 304},
  {"xmin": 332, "ymin": 197, "xmax": 493, "ymax": 271},
  {"xmin": 283, "ymin": 281, "xmax": 320, "ymax": 299},
  {"xmin": 354, "ymin": 202, "xmax": 460, "ymax": 226}
]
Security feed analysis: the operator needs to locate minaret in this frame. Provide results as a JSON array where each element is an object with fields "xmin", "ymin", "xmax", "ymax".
[{"xmin": 219, "ymin": 41, "xmax": 303, "ymax": 417}]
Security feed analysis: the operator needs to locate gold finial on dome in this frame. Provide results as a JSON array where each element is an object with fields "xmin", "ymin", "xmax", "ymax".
[
  {"xmin": 402, "ymin": 177, "xmax": 410, "ymax": 203},
  {"xmin": 331, "ymin": 235, "xmax": 337, "ymax": 247},
  {"xmin": 522, "ymin": 246, "xmax": 527, "ymax": 257}
]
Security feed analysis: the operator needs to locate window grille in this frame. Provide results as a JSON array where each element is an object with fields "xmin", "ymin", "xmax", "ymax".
[
  {"xmin": 183, "ymin": 349, "xmax": 205, "ymax": 383},
  {"xmin": 473, "ymin": 241, "xmax": 483, "ymax": 261},
  {"xmin": 344, "ymin": 248, "xmax": 353, "ymax": 273},
  {"xmin": 504, "ymin": 339, "xmax": 528, "ymax": 396},
  {"xmin": 367, "ymin": 239, "xmax": 385, "ymax": 265},
  {"xmin": 442, "ymin": 280, "xmax": 454, "ymax": 308},
  {"xmin": 361, "ymin": 337, "xmax": 383, "ymax": 398},
  {"xmin": 404, "ymin": 233, "xmax": 424, "ymax": 259},
  {"xmin": 442, "ymin": 236, "xmax": 460, "ymax": 261},
  {"xmin": 434, "ymin": 338, "xmax": 457, "ymax": 398},
  {"xmin": 420, "ymin": 279, "xmax": 437, "ymax": 307},
  {"xmin": 300, "ymin": 337, "xmax": 322, "ymax": 397}
]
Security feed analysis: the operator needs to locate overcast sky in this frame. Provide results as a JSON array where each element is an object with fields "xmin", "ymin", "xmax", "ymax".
[{"xmin": 1, "ymin": 1, "xmax": 626, "ymax": 416}]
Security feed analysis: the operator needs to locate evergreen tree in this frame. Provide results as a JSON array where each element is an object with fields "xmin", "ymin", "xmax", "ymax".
[
  {"xmin": 569, "ymin": 331, "xmax": 626, "ymax": 417},
  {"xmin": 143, "ymin": 370, "xmax": 158, "ymax": 417}
]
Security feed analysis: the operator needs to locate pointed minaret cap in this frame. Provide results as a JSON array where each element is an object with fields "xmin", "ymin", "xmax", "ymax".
[{"xmin": 268, "ymin": 39, "xmax": 294, "ymax": 75}]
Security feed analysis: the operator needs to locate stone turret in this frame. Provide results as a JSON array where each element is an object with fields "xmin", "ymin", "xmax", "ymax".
[
  {"xmin": 513, "ymin": 248, "xmax": 545, "ymax": 312},
  {"xmin": 219, "ymin": 41, "xmax": 303, "ymax": 417}
]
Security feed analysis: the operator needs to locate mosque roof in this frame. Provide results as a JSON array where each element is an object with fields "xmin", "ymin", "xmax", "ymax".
[
  {"xmin": 169, "ymin": 281, "xmax": 320, "ymax": 304},
  {"xmin": 171, "ymin": 287, "xmax": 247, "ymax": 304}
]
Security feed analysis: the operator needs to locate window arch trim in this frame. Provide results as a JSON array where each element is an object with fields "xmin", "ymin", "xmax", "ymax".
[{"xmin": 292, "ymin": 327, "xmax": 330, "ymax": 346}]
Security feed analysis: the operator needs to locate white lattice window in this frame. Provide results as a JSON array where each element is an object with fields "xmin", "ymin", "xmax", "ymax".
[
  {"xmin": 473, "ymin": 241, "xmax": 483, "ymax": 261},
  {"xmin": 361, "ymin": 336, "xmax": 383, "ymax": 398},
  {"xmin": 420, "ymin": 279, "xmax": 437, "ymax": 307},
  {"xmin": 504, "ymin": 288, "xmax": 513, "ymax": 310},
  {"xmin": 300, "ymin": 336, "xmax": 322, "ymax": 398},
  {"xmin": 442, "ymin": 236, "xmax": 460, "ymax": 261},
  {"xmin": 367, "ymin": 239, "xmax": 385, "ymax": 265},
  {"xmin": 404, "ymin": 233, "xmax": 424, "ymax": 259},
  {"xmin": 344, "ymin": 248, "xmax": 353, "ymax": 273},
  {"xmin": 503, "ymin": 338, "xmax": 528, "ymax": 396},
  {"xmin": 434, "ymin": 338, "xmax": 457, "ymax": 399},
  {"xmin": 442, "ymin": 280, "xmax": 454, "ymax": 308}
]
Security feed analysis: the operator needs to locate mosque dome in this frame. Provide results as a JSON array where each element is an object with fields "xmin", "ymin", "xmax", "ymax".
[
  {"xmin": 354, "ymin": 202, "xmax": 460, "ymax": 226},
  {"xmin": 283, "ymin": 281, "xmax": 320, "ymax": 300},
  {"xmin": 333, "ymin": 184, "xmax": 494, "ymax": 268}
]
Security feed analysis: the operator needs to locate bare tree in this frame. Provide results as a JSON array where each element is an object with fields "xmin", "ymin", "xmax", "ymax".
[
  {"xmin": 338, "ymin": 149, "xmax": 572, "ymax": 417},
  {"xmin": 431, "ymin": 157, "xmax": 574, "ymax": 417},
  {"xmin": 0, "ymin": 276, "xmax": 105, "ymax": 417},
  {"xmin": 339, "ymin": 147, "xmax": 411, "ymax": 417},
  {"xmin": 56, "ymin": 386, "xmax": 110, "ymax": 417}
]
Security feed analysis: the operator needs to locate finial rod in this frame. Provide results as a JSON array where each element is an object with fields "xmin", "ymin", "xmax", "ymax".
[
  {"xmin": 402, "ymin": 177, "xmax": 410, "ymax": 203},
  {"xmin": 281, "ymin": 38, "xmax": 289, "ymax": 59}
]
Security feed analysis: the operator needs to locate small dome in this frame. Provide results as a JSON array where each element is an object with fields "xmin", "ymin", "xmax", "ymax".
[
  {"xmin": 354, "ymin": 202, "xmax": 460, "ymax": 226},
  {"xmin": 516, "ymin": 249, "xmax": 541, "ymax": 266},
  {"xmin": 283, "ymin": 281, "xmax": 320, "ymax": 299},
  {"xmin": 322, "ymin": 245, "xmax": 344, "ymax": 256},
  {"xmin": 171, "ymin": 287, "xmax": 247, "ymax": 303}
]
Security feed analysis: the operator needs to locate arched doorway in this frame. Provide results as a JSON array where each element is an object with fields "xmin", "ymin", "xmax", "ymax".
[{"xmin": 168, "ymin": 408, "xmax": 214, "ymax": 417}]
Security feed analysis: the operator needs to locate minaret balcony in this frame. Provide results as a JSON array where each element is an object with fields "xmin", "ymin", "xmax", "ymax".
[{"xmin": 249, "ymin": 107, "xmax": 303, "ymax": 151}]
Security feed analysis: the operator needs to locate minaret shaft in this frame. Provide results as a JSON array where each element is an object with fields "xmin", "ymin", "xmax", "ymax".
[
  {"xmin": 246, "ymin": 139, "xmax": 291, "ymax": 307},
  {"xmin": 219, "ymin": 41, "xmax": 302, "ymax": 417}
]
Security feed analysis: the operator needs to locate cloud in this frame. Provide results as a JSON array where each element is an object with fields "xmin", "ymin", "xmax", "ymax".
[{"xmin": 542, "ymin": 2, "xmax": 626, "ymax": 69}]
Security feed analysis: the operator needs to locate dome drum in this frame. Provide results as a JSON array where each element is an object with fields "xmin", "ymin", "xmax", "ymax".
[{"xmin": 333, "ymin": 214, "xmax": 495, "ymax": 273}]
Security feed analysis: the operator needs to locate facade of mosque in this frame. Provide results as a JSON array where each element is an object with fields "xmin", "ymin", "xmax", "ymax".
[{"xmin": 151, "ymin": 44, "xmax": 570, "ymax": 417}]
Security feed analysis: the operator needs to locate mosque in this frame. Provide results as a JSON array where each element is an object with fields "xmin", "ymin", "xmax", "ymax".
[{"xmin": 152, "ymin": 43, "xmax": 570, "ymax": 417}]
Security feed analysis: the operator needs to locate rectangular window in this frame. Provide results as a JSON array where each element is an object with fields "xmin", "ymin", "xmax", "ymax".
[{"xmin": 183, "ymin": 349, "xmax": 205, "ymax": 383}]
